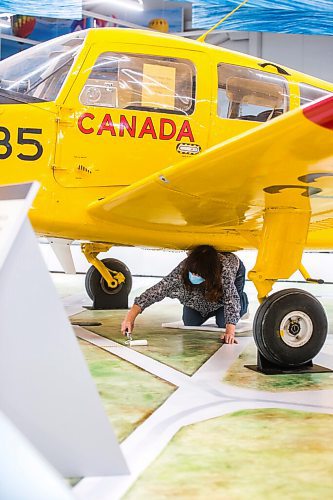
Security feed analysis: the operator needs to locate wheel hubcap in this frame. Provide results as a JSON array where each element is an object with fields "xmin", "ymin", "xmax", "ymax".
[
  {"xmin": 100, "ymin": 278, "xmax": 123, "ymax": 294},
  {"xmin": 100, "ymin": 270, "xmax": 125, "ymax": 295},
  {"xmin": 279, "ymin": 311, "xmax": 313, "ymax": 348}
]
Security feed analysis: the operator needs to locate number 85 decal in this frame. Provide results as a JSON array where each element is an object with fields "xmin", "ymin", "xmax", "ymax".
[{"xmin": 0, "ymin": 127, "xmax": 43, "ymax": 161}]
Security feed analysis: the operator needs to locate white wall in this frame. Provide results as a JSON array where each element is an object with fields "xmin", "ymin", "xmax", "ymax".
[
  {"xmin": 203, "ymin": 31, "xmax": 333, "ymax": 83},
  {"xmin": 261, "ymin": 32, "xmax": 333, "ymax": 82},
  {"xmin": 40, "ymin": 243, "xmax": 333, "ymax": 283}
]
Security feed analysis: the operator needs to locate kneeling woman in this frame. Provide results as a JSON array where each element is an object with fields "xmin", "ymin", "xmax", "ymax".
[{"xmin": 121, "ymin": 245, "xmax": 248, "ymax": 344}]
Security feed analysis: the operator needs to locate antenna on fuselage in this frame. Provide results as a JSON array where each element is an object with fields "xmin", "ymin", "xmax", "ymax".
[{"xmin": 197, "ymin": 0, "xmax": 250, "ymax": 43}]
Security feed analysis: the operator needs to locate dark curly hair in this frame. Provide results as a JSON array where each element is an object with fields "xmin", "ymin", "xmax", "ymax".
[{"xmin": 181, "ymin": 245, "xmax": 222, "ymax": 302}]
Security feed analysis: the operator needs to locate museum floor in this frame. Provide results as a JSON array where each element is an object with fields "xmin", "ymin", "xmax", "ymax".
[{"xmin": 53, "ymin": 274, "xmax": 333, "ymax": 500}]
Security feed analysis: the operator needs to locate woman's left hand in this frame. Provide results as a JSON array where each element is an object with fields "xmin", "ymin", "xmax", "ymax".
[
  {"xmin": 221, "ymin": 333, "xmax": 238, "ymax": 344},
  {"xmin": 220, "ymin": 324, "xmax": 238, "ymax": 344}
]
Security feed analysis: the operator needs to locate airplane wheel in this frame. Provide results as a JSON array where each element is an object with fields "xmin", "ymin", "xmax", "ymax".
[
  {"xmin": 253, "ymin": 289, "xmax": 327, "ymax": 368},
  {"xmin": 85, "ymin": 258, "xmax": 132, "ymax": 301}
]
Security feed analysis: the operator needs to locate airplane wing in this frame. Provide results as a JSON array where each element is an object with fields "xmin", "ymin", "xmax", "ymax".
[{"xmin": 88, "ymin": 95, "xmax": 333, "ymax": 247}]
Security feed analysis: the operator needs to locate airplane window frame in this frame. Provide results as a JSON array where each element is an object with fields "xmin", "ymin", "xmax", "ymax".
[
  {"xmin": 217, "ymin": 62, "xmax": 290, "ymax": 122},
  {"xmin": 299, "ymin": 82, "xmax": 333, "ymax": 107},
  {"xmin": 0, "ymin": 31, "xmax": 86, "ymax": 102},
  {"xmin": 80, "ymin": 51, "xmax": 197, "ymax": 116}
]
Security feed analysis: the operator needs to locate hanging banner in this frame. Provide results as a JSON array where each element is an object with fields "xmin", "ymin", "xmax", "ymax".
[
  {"xmin": 0, "ymin": 0, "xmax": 82, "ymax": 20},
  {"xmin": 191, "ymin": 0, "xmax": 333, "ymax": 36}
]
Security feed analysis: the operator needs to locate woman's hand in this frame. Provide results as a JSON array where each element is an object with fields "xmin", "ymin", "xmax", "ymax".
[
  {"xmin": 121, "ymin": 318, "xmax": 134, "ymax": 336},
  {"xmin": 121, "ymin": 304, "xmax": 142, "ymax": 336},
  {"xmin": 220, "ymin": 324, "xmax": 238, "ymax": 344}
]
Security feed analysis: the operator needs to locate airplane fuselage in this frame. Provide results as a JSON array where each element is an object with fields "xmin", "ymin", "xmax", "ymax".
[{"xmin": 0, "ymin": 28, "xmax": 332, "ymax": 251}]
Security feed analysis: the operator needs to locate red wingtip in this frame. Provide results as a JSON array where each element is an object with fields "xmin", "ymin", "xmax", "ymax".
[{"xmin": 303, "ymin": 95, "xmax": 333, "ymax": 130}]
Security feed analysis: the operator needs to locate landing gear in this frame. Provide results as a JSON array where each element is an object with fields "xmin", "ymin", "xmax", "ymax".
[
  {"xmin": 82, "ymin": 243, "xmax": 132, "ymax": 309},
  {"xmin": 247, "ymin": 203, "xmax": 329, "ymax": 373},
  {"xmin": 253, "ymin": 289, "xmax": 328, "ymax": 369},
  {"xmin": 85, "ymin": 258, "xmax": 132, "ymax": 307}
]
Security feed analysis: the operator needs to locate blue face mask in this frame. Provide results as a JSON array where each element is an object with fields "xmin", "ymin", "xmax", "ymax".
[{"xmin": 188, "ymin": 271, "xmax": 205, "ymax": 285}]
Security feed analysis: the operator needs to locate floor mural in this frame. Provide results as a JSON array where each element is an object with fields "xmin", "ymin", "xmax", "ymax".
[
  {"xmin": 223, "ymin": 342, "xmax": 333, "ymax": 392},
  {"xmin": 51, "ymin": 275, "xmax": 333, "ymax": 499},
  {"xmin": 72, "ymin": 306, "xmax": 232, "ymax": 375},
  {"xmin": 79, "ymin": 339, "xmax": 175, "ymax": 442},
  {"xmin": 125, "ymin": 409, "xmax": 333, "ymax": 500}
]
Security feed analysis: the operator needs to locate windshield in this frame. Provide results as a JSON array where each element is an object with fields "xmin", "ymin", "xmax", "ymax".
[{"xmin": 0, "ymin": 31, "xmax": 86, "ymax": 102}]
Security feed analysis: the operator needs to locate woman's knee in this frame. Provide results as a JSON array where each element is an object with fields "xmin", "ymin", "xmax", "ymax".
[
  {"xmin": 183, "ymin": 317, "xmax": 204, "ymax": 326},
  {"xmin": 182, "ymin": 307, "xmax": 205, "ymax": 326}
]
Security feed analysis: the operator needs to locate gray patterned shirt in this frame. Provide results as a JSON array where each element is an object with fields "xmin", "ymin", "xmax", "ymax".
[{"xmin": 134, "ymin": 252, "xmax": 241, "ymax": 325}]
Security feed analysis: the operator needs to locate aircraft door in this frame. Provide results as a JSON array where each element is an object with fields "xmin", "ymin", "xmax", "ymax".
[{"xmin": 54, "ymin": 44, "xmax": 211, "ymax": 188}]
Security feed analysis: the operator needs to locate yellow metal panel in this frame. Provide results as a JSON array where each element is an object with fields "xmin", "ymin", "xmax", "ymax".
[
  {"xmin": 1, "ymin": 28, "xmax": 333, "ymax": 255},
  {"xmin": 88, "ymin": 96, "xmax": 333, "ymax": 252},
  {"xmin": 55, "ymin": 41, "xmax": 211, "ymax": 188},
  {"xmin": 0, "ymin": 103, "xmax": 58, "ymax": 225}
]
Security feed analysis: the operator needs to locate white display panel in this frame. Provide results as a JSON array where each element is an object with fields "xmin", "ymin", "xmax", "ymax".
[
  {"xmin": 0, "ymin": 182, "xmax": 39, "ymax": 271},
  {"xmin": 0, "ymin": 411, "xmax": 73, "ymax": 500},
  {"xmin": 0, "ymin": 183, "xmax": 128, "ymax": 477}
]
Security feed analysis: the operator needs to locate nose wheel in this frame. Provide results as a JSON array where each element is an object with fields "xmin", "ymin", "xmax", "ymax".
[{"xmin": 253, "ymin": 288, "xmax": 328, "ymax": 369}]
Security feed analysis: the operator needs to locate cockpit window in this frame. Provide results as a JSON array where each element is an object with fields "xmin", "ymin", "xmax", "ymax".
[
  {"xmin": 80, "ymin": 52, "xmax": 196, "ymax": 115},
  {"xmin": 217, "ymin": 62, "xmax": 289, "ymax": 122},
  {"xmin": 0, "ymin": 31, "xmax": 86, "ymax": 102},
  {"xmin": 299, "ymin": 83, "xmax": 333, "ymax": 106}
]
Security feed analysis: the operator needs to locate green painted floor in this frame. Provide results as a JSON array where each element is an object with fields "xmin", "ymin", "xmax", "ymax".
[
  {"xmin": 78, "ymin": 339, "xmax": 175, "ymax": 442},
  {"xmin": 72, "ymin": 304, "xmax": 237, "ymax": 376},
  {"xmin": 224, "ymin": 342, "xmax": 333, "ymax": 392},
  {"xmin": 124, "ymin": 409, "xmax": 333, "ymax": 500},
  {"xmin": 59, "ymin": 275, "xmax": 333, "ymax": 498}
]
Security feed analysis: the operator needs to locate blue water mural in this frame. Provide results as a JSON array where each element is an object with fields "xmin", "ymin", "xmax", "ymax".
[
  {"xmin": 190, "ymin": 0, "xmax": 333, "ymax": 11},
  {"xmin": 0, "ymin": 0, "xmax": 81, "ymax": 19},
  {"xmin": 171, "ymin": 0, "xmax": 333, "ymax": 35}
]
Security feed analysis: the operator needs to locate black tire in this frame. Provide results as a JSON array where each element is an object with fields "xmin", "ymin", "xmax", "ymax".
[
  {"xmin": 85, "ymin": 258, "xmax": 132, "ymax": 301},
  {"xmin": 253, "ymin": 288, "xmax": 327, "ymax": 368}
]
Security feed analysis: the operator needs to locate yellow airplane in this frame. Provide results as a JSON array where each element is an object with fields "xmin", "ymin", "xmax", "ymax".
[{"xmin": 0, "ymin": 27, "xmax": 333, "ymax": 371}]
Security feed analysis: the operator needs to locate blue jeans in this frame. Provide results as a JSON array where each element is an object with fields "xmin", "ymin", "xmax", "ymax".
[{"xmin": 182, "ymin": 260, "xmax": 248, "ymax": 328}]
